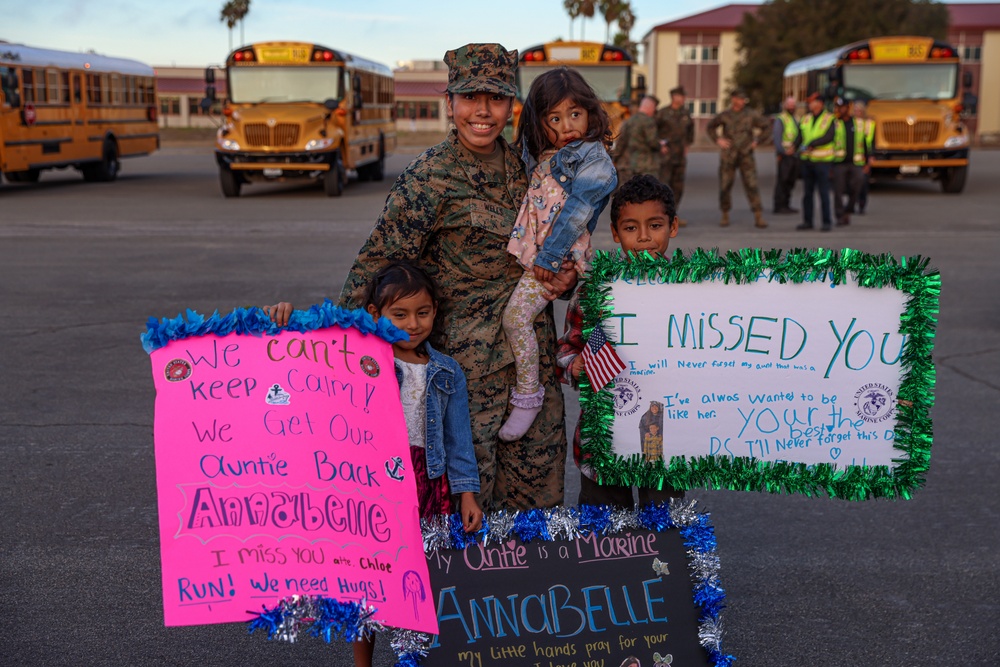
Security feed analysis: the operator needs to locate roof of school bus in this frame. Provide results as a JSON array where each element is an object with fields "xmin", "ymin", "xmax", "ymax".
[
  {"xmin": 0, "ymin": 41, "xmax": 154, "ymax": 76},
  {"xmin": 226, "ymin": 42, "xmax": 392, "ymax": 77}
]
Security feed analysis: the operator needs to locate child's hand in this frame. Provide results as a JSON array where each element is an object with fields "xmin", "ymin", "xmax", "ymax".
[
  {"xmin": 459, "ymin": 492, "xmax": 483, "ymax": 533},
  {"xmin": 533, "ymin": 265, "xmax": 557, "ymax": 283},
  {"xmin": 570, "ymin": 355, "xmax": 586, "ymax": 381},
  {"xmin": 263, "ymin": 302, "xmax": 294, "ymax": 327}
]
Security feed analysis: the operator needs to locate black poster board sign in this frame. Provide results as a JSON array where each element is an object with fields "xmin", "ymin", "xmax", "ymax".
[{"xmin": 424, "ymin": 528, "xmax": 711, "ymax": 667}]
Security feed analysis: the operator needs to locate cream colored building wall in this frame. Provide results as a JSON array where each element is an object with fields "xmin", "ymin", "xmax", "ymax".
[
  {"xmin": 648, "ymin": 31, "xmax": 679, "ymax": 99},
  {"xmin": 717, "ymin": 31, "xmax": 741, "ymax": 107},
  {"xmin": 979, "ymin": 31, "xmax": 1000, "ymax": 136}
]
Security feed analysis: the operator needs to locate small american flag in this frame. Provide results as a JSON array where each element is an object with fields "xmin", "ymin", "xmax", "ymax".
[{"xmin": 582, "ymin": 325, "xmax": 626, "ymax": 390}]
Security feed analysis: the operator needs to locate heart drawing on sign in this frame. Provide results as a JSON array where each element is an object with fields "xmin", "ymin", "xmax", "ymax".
[{"xmin": 830, "ymin": 447, "xmax": 842, "ymax": 460}]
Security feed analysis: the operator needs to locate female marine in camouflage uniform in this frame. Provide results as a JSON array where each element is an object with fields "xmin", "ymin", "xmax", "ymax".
[{"xmin": 340, "ymin": 44, "xmax": 574, "ymax": 512}]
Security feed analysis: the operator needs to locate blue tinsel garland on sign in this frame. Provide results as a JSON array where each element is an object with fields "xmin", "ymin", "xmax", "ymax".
[
  {"xmin": 249, "ymin": 499, "xmax": 733, "ymax": 667},
  {"xmin": 141, "ymin": 300, "xmax": 408, "ymax": 353}
]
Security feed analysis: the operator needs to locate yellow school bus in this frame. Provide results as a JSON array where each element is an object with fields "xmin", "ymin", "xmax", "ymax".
[
  {"xmin": 0, "ymin": 42, "xmax": 158, "ymax": 187},
  {"xmin": 784, "ymin": 36, "xmax": 973, "ymax": 193},
  {"xmin": 211, "ymin": 41, "xmax": 396, "ymax": 197},
  {"xmin": 515, "ymin": 42, "xmax": 633, "ymax": 138}
]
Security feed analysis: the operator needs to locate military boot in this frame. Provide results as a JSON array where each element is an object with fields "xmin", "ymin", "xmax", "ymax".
[
  {"xmin": 720, "ymin": 210, "xmax": 730, "ymax": 227},
  {"xmin": 754, "ymin": 211, "xmax": 768, "ymax": 228}
]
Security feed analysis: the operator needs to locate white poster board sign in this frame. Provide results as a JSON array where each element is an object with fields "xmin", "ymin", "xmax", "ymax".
[{"xmin": 579, "ymin": 249, "xmax": 939, "ymax": 500}]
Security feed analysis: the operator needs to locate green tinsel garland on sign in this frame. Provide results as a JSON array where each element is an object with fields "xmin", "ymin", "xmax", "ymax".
[{"xmin": 578, "ymin": 247, "xmax": 940, "ymax": 501}]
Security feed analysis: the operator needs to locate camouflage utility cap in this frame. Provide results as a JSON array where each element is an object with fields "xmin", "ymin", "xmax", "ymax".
[{"xmin": 444, "ymin": 43, "xmax": 518, "ymax": 97}]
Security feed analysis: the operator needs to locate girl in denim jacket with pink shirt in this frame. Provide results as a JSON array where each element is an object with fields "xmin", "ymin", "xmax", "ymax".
[{"xmin": 498, "ymin": 67, "xmax": 617, "ymax": 442}]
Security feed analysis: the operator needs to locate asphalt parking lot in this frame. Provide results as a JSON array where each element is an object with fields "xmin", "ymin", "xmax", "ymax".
[{"xmin": 1, "ymin": 144, "xmax": 998, "ymax": 665}]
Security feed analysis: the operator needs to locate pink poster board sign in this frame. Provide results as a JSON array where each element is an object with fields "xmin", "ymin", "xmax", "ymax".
[{"xmin": 145, "ymin": 310, "xmax": 437, "ymax": 633}]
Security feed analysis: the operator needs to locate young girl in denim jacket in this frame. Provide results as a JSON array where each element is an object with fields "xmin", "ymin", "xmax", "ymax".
[
  {"xmin": 498, "ymin": 67, "xmax": 617, "ymax": 442},
  {"xmin": 359, "ymin": 260, "xmax": 482, "ymax": 666}
]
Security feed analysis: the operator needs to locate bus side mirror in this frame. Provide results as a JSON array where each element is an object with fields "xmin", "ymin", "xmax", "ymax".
[
  {"xmin": 205, "ymin": 84, "xmax": 217, "ymax": 102},
  {"xmin": 962, "ymin": 91, "xmax": 978, "ymax": 116},
  {"xmin": 323, "ymin": 98, "xmax": 338, "ymax": 111},
  {"xmin": 205, "ymin": 68, "xmax": 216, "ymax": 85},
  {"xmin": 962, "ymin": 70, "xmax": 973, "ymax": 89},
  {"xmin": 200, "ymin": 97, "xmax": 212, "ymax": 113}
]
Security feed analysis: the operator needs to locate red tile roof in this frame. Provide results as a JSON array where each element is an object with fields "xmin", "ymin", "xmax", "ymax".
[
  {"xmin": 156, "ymin": 77, "xmax": 227, "ymax": 96},
  {"xmin": 395, "ymin": 81, "xmax": 447, "ymax": 97},
  {"xmin": 649, "ymin": 3, "xmax": 759, "ymax": 32},
  {"xmin": 948, "ymin": 2, "xmax": 1000, "ymax": 29},
  {"xmin": 648, "ymin": 2, "xmax": 1000, "ymax": 33}
]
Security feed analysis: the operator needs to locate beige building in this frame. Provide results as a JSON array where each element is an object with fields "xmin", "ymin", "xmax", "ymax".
[
  {"xmin": 642, "ymin": 2, "xmax": 1000, "ymax": 144},
  {"xmin": 154, "ymin": 66, "xmax": 224, "ymax": 128},
  {"xmin": 393, "ymin": 60, "xmax": 449, "ymax": 134}
]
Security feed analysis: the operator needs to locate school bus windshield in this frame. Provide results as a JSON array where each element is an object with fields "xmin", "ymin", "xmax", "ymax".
[
  {"xmin": 842, "ymin": 63, "xmax": 957, "ymax": 100},
  {"xmin": 228, "ymin": 66, "xmax": 342, "ymax": 103},
  {"xmin": 518, "ymin": 65, "xmax": 629, "ymax": 103}
]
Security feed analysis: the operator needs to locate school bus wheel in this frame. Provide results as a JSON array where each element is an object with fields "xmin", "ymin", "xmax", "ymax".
[
  {"xmin": 82, "ymin": 139, "xmax": 120, "ymax": 183},
  {"xmin": 940, "ymin": 166, "xmax": 967, "ymax": 194},
  {"xmin": 5, "ymin": 169, "xmax": 41, "ymax": 183},
  {"xmin": 219, "ymin": 165, "xmax": 242, "ymax": 198},
  {"xmin": 323, "ymin": 152, "xmax": 345, "ymax": 197}
]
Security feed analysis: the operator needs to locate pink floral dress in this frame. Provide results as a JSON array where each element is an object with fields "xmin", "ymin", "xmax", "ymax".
[{"xmin": 508, "ymin": 149, "xmax": 593, "ymax": 275}]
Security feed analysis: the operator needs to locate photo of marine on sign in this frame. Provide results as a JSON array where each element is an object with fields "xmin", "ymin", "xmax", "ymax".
[{"xmin": 579, "ymin": 248, "xmax": 939, "ymax": 500}]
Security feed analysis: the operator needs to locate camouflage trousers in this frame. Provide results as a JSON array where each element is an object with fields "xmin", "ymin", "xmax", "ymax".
[
  {"xmin": 468, "ymin": 355, "xmax": 567, "ymax": 512},
  {"xmin": 719, "ymin": 150, "xmax": 763, "ymax": 214},
  {"xmin": 659, "ymin": 156, "xmax": 687, "ymax": 208}
]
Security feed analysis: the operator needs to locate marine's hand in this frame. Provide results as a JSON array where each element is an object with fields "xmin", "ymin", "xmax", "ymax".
[
  {"xmin": 716, "ymin": 137, "xmax": 732, "ymax": 150},
  {"xmin": 263, "ymin": 302, "xmax": 293, "ymax": 327},
  {"xmin": 460, "ymin": 493, "xmax": 483, "ymax": 533}
]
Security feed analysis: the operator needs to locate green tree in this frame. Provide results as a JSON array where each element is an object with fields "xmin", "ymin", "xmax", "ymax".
[{"xmin": 734, "ymin": 0, "xmax": 949, "ymax": 109}]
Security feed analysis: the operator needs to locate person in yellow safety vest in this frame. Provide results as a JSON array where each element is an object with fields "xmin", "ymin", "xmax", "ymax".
[
  {"xmin": 772, "ymin": 95, "xmax": 801, "ymax": 214},
  {"xmin": 849, "ymin": 100, "xmax": 875, "ymax": 215},
  {"xmin": 796, "ymin": 92, "xmax": 837, "ymax": 231},
  {"xmin": 831, "ymin": 97, "xmax": 871, "ymax": 226}
]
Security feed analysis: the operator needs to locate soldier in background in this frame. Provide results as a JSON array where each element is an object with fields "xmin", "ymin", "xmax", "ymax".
[
  {"xmin": 772, "ymin": 95, "xmax": 800, "ymax": 214},
  {"xmin": 850, "ymin": 100, "xmax": 875, "ymax": 215},
  {"xmin": 707, "ymin": 88, "xmax": 771, "ymax": 228},
  {"xmin": 656, "ymin": 86, "xmax": 694, "ymax": 225},
  {"xmin": 613, "ymin": 96, "xmax": 662, "ymax": 186}
]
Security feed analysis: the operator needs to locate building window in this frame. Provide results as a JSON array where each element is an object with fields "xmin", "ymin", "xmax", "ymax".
[
  {"xmin": 680, "ymin": 46, "xmax": 699, "ymax": 63},
  {"xmin": 159, "ymin": 96, "xmax": 180, "ymax": 115},
  {"xmin": 697, "ymin": 100, "xmax": 718, "ymax": 117},
  {"xmin": 701, "ymin": 46, "xmax": 719, "ymax": 62},
  {"xmin": 962, "ymin": 45, "xmax": 981, "ymax": 62},
  {"xmin": 685, "ymin": 101, "xmax": 696, "ymax": 114}
]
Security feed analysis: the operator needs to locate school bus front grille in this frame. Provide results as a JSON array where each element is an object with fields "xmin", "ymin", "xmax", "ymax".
[
  {"xmin": 881, "ymin": 120, "xmax": 940, "ymax": 145},
  {"xmin": 242, "ymin": 123, "xmax": 301, "ymax": 148}
]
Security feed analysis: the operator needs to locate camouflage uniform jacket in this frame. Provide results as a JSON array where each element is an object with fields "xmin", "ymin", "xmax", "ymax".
[
  {"xmin": 656, "ymin": 105, "xmax": 694, "ymax": 159},
  {"xmin": 339, "ymin": 130, "xmax": 538, "ymax": 380},
  {"xmin": 706, "ymin": 106, "xmax": 772, "ymax": 154},
  {"xmin": 614, "ymin": 112, "xmax": 661, "ymax": 176}
]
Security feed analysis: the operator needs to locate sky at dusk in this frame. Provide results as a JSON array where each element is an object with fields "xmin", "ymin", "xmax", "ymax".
[
  {"xmin": 3, "ymin": 1, "xmax": 992, "ymax": 70},
  {"xmin": 2, "ymin": 0, "xmax": 723, "ymax": 68}
]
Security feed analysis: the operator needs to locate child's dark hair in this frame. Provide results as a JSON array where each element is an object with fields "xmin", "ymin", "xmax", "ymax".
[
  {"xmin": 514, "ymin": 67, "xmax": 612, "ymax": 157},
  {"xmin": 362, "ymin": 260, "xmax": 438, "ymax": 314},
  {"xmin": 610, "ymin": 174, "xmax": 677, "ymax": 226}
]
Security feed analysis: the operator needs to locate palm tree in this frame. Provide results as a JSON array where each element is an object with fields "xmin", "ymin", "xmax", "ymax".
[
  {"xmin": 598, "ymin": 0, "xmax": 625, "ymax": 44},
  {"xmin": 564, "ymin": 0, "xmax": 582, "ymax": 40},
  {"xmin": 232, "ymin": 0, "xmax": 251, "ymax": 47},
  {"xmin": 579, "ymin": 0, "xmax": 596, "ymax": 41},
  {"xmin": 220, "ymin": 1, "xmax": 238, "ymax": 52}
]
